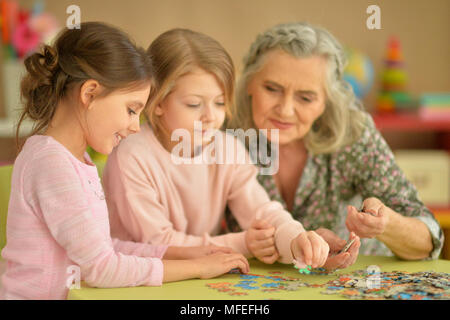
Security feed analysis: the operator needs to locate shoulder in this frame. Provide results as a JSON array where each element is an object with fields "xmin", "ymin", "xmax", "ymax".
[
  {"xmin": 337, "ymin": 112, "xmax": 388, "ymax": 157},
  {"xmin": 111, "ymin": 124, "xmax": 161, "ymax": 168},
  {"xmin": 18, "ymin": 135, "xmax": 78, "ymax": 172},
  {"xmin": 115, "ymin": 127, "xmax": 152, "ymax": 158}
]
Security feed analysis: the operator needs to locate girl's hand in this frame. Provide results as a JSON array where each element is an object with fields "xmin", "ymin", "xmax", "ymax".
[
  {"xmin": 245, "ymin": 219, "xmax": 279, "ymax": 264},
  {"xmin": 345, "ymin": 197, "xmax": 390, "ymax": 238},
  {"xmin": 183, "ymin": 245, "xmax": 234, "ymax": 259},
  {"xmin": 290, "ymin": 231, "xmax": 329, "ymax": 268},
  {"xmin": 163, "ymin": 245, "xmax": 233, "ymax": 260},
  {"xmin": 195, "ymin": 252, "xmax": 250, "ymax": 279},
  {"xmin": 315, "ymin": 228, "xmax": 360, "ymax": 271}
]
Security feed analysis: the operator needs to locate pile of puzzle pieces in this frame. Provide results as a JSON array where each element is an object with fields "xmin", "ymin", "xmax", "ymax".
[
  {"xmin": 320, "ymin": 269, "xmax": 450, "ymax": 300},
  {"xmin": 206, "ymin": 268, "xmax": 450, "ymax": 300}
]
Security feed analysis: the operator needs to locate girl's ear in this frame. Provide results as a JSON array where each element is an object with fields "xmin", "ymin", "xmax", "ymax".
[
  {"xmin": 154, "ymin": 103, "xmax": 164, "ymax": 116},
  {"xmin": 80, "ymin": 80, "xmax": 102, "ymax": 109}
]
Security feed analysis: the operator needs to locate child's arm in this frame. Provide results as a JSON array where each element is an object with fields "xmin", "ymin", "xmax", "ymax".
[
  {"xmin": 226, "ymin": 140, "xmax": 307, "ymax": 264},
  {"xmin": 162, "ymin": 245, "xmax": 233, "ymax": 260},
  {"xmin": 103, "ymin": 145, "xmax": 252, "ymax": 256},
  {"xmin": 162, "ymin": 252, "xmax": 249, "ymax": 282},
  {"xmin": 111, "ymin": 238, "xmax": 168, "ymax": 259},
  {"xmin": 26, "ymin": 152, "xmax": 165, "ymax": 288}
]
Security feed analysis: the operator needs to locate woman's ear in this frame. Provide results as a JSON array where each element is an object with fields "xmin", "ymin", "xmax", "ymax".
[{"xmin": 80, "ymin": 79, "xmax": 101, "ymax": 109}]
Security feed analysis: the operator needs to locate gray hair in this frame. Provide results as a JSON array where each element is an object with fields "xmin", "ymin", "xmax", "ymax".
[{"xmin": 227, "ymin": 22, "xmax": 367, "ymax": 155}]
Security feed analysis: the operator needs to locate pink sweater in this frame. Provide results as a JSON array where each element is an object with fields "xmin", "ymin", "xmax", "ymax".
[
  {"xmin": 103, "ymin": 124, "xmax": 305, "ymax": 263},
  {"xmin": 0, "ymin": 135, "xmax": 168, "ymax": 300}
]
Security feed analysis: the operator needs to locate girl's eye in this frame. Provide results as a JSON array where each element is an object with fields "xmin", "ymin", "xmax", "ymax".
[
  {"xmin": 128, "ymin": 107, "xmax": 137, "ymax": 115},
  {"xmin": 187, "ymin": 103, "xmax": 201, "ymax": 108},
  {"xmin": 215, "ymin": 102, "xmax": 225, "ymax": 107}
]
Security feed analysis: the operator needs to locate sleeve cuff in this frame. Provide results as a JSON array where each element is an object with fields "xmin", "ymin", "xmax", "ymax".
[
  {"xmin": 144, "ymin": 258, "xmax": 164, "ymax": 286},
  {"xmin": 274, "ymin": 221, "xmax": 305, "ymax": 264},
  {"xmin": 414, "ymin": 216, "xmax": 444, "ymax": 260},
  {"xmin": 143, "ymin": 244, "xmax": 169, "ymax": 259}
]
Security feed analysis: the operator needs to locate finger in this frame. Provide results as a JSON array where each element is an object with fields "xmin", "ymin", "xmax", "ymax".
[
  {"xmin": 337, "ymin": 252, "xmax": 352, "ymax": 269},
  {"xmin": 323, "ymin": 253, "xmax": 346, "ymax": 271},
  {"xmin": 321, "ymin": 240, "xmax": 330, "ymax": 267},
  {"xmin": 357, "ymin": 212, "xmax": 379, "ymax": 229},
  {"xmin": 309, "ymin": 232, "xmax": 324, "ymax": 268},
  {"xmin": 318, "ymin": 228, "xmax": 346, "ymax": 252},
  {"xmin": 251, "ymin": 219, "xmax": 271, "ymax": 230},
  {"xmin": 347, "ymin": 237, "xmax": 361, "ymax": 265},
  {"xmin": 255, "ymin": 237, "xmax": 275, "ymax": 249},
  {"xmin": 257, "ymin": 227, "xmax": 276, "ymax": 240},
  {"xmin": 261, "ymin": 251, "xmax": 279, "ymax": 264},
  {"xmin": 254, "ymin": 233, "xmax": 276, "ymax": 245},
  {"xmin": 228, "ymin": 254, "xmax": 250, "ymax": 274},
  {"xmin": 364, "ymin": 198, "xmax": 385, "ymax": 216},
  {"xmin": 255, "ymin": 246, "xmax": 278, "ymax": 258},
  {"xmin": 354, "ymin": 216, "xmax": 379, "ymax": 238},
  {"xmin": 297, "ymin": 235, "xmax": 312, "ymax": 266},
  {"xmin": 346, "ymin": 206, "xmax": 359, "ymax": 230},
  {"xmin": 228, "ymin": 258, "xmax": 249, "ymax": 275}
]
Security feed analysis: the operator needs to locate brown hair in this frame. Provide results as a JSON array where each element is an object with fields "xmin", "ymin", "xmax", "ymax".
[
  {"xmin": 17, "ymin": 21, "xmax": 154, "ymax": 150},
  {"xmin": 145, "ymin": 28, "xmax": 235, "ymax": 137}
]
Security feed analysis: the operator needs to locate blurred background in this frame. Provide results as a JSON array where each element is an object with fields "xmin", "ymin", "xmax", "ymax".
[{"xmin": 0, "ymin": 0, "xmax": 449, "ymax": 257}]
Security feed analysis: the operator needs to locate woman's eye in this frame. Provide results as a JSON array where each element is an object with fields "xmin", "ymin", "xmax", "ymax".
[
  {"xmin": 301, "ymin": 97, "xmax": 312, "ymax": 103},
  {"xmin": 128, "ymin": 107, "xmax": 137, "ymax": 115},
  {"xmin": 265, "ymin": 85, "xmax": 278, "ymax": 92}
]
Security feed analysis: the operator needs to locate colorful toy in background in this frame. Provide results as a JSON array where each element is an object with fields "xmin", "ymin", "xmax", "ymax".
[
  {"xmin": 343, "ymin": 47, "xmax": 374, "ymax": 100},
  {"xmin": 0, "ymin": 0, "xmax": 60, "ymax": 61},
  {"xmin": 419, "ymin": 93, "xmax": 450, "ymax": 121},
  {"xmin": 376, "ymin": 36, "xmax": 416, "ymax": 113}
]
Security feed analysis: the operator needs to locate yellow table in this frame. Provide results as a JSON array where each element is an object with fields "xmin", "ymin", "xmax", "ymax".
[{"xmin": 68, "ymin": 255, "xmax": 450, "ymax": 300}]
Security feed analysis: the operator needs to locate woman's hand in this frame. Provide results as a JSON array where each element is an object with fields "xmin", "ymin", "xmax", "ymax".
[
  {"xmin": 195, "ymin": 252, "xmax": 250, "ymax": 279},
  {"xmin": 345, "ymin": 197, "xmax": 390, "ymax": 238},
  {"xmin": 290, "ymin": 231, "xmax": 329, "ymax": 268},
  {"xmin": 163, "ymin": 245, "xmax": 233, "ymax": 260},
  {"xmin": 315, "ymin": 228, "xmax": 360, "ymax": 271},
  {"xmin": 245, "ymin": 219, "xmax": 279, "ymax": 264}
]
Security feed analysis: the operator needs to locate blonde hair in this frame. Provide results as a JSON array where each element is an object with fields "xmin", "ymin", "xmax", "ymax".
[
  {"xmin": 227, "ymin": 22, "xmax": 367, "ymax": 155},
  {"xmin": 145, "ymin": 28, "xmax": 235, "ymax": 136}
]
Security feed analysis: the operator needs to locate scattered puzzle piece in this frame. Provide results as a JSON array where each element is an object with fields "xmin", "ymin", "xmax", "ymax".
[{"xmin": 205, "ymin": 267, "xmax": 450, "ymax": 300}]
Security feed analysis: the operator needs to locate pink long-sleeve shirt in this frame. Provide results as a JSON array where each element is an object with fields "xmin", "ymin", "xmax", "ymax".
[
  {"xmin": 103, "ymin": 123, "xmax": 305, "ymax": 263},
  {"xmin": 0, "ymin": 135, "xmax": 168, "ymax": 300}
]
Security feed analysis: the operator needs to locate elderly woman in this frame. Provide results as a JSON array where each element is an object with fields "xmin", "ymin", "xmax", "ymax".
[{"xmin": 226, "ymin": 22, "xmax": 444, "ymax": 267}]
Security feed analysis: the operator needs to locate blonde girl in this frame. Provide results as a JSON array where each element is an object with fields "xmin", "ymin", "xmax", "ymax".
[{"xmin": 103, "ymin": 28, "xmax": 330, "ymax": 271}]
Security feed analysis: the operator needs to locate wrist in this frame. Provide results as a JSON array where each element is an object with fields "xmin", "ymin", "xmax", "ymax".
[
  {"xmin": 376, "ymin": 206, "xmax": 396, "ymax": 241},
  {"xmin": 190, "ymin": 259, "xmax": 203, "ymax": 278},
  {"xmin": 163, "ymin": 246, "xmax": 183, "ymax": 259}
]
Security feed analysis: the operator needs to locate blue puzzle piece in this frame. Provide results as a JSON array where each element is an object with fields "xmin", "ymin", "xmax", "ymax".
[
  {"xmin": 261, "ymin": 283, "xmax": 280, "ymax": 288},
  {"xmin": 240, "ymin": 275, "xmax": 260, "ymax": 280}
]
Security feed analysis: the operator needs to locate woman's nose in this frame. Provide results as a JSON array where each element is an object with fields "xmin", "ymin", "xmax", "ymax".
[{"xmin": 278, "ymin": 95, "xmax": 295, "ymax": 117}]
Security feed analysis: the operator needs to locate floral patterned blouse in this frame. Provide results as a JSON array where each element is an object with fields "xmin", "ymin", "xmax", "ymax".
[{"xmin": 225, "ymin": 113, "xmax": 444, "ymax": 259}]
